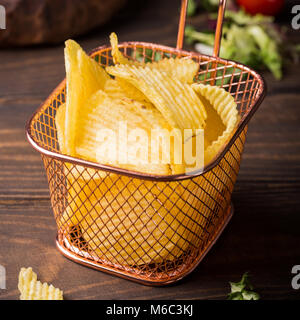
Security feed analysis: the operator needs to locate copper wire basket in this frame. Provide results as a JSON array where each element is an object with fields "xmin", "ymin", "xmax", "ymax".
[{"xmin": 26, "ymin": 0, "xmax": 266, "ymax": 285}]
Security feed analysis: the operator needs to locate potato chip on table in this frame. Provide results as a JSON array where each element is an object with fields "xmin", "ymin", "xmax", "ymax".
[{"xmin": 18, "ymin": 267, "xmax": 63, "ymax": 300}]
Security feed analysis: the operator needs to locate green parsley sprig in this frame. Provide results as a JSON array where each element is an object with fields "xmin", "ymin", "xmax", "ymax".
[{"xmin": 227, "ymin": 272, "xmax": 260, "ymax": 300}]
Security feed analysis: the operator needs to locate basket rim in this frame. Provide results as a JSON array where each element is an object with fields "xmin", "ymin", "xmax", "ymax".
[{"xmin": 26, "ymin": 41, "xmax": 267, "ymax": 182}]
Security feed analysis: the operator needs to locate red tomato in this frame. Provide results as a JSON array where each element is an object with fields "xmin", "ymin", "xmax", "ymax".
[{"xmin": 236, "ymin": 0, "xmax": 284, "ymax": 16}]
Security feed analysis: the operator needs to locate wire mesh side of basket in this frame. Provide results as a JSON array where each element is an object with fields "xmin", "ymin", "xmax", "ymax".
[{"xmin": 27, "ymin": 43, "xmax": 265, "ymax": 284}]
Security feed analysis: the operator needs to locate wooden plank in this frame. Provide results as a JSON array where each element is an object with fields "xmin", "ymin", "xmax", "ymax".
[{"xmin": 0, "ymin": 186, "xmax": 299, "ymax": 300}]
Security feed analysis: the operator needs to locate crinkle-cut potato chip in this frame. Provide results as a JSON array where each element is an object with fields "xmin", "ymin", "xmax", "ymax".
[
  {"xmin": 103, "ymin": 78, "xmax": 131, "ymax": 100},
  {"xmin": 192, "ymin": 83, "xmax": 240, "ymax": 165},
  {"xmin": 18, "ymin": 267, "xmax": 63, "ymax": 300},
  {"xmin": 116, "ymin": 77, "xmax": 150, "ymax": 103},
  {"xmin": 105, "ymin": 78, "xmax": 152, "ymax": 108},
  {"xmin": 103, "ymin": 78, "xmax": 124, "ymax": 99},
  {"xmin": 106, "ymin": 64, "xmax": 207, "ymax": 131},
  {"xmin": 110, "ymin": 32, "xmax": 139, "ymax": 66},
  {"xmin": 202, "ymin": 100, "xmax": 226, "ymax": 150},
  {"xmin": 55, "ymin": 90, "xmax": 186, "ymax": 176},
  {"xmin": 73, "ymin": 89, "xmax": 172, "ymax": 175},
  {"xmin": 104, "ymin": 78, "xmax": 145, "ymax": 105},
  {"xmin": 109, "ymin": 32, "xmax": 199, "ymax": 84},
  {"xmin": 64, "ymin": 39, "xmax": 110, "ymax": 155},
  {"xmin": 114, "ymin": 58, "xmax": 199, "ymax": 105},
  {"xmin": 150, "ymin": 57, "xmax": 199, "ymax": 84}
]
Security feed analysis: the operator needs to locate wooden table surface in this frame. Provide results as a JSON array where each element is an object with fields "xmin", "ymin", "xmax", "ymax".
[{"xmin": 0, "ymin": 0, "xmax": 299, "ymax": 300}]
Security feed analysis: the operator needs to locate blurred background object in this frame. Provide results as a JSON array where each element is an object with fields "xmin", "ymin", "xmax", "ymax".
[
  {"xmin": 185, "ymin": 0, "xmax": 299, "ymax": 80},
  {"xmin": 236, "ymin": 0, "xmax": 284, "ymax": 16},
  {"xmin": 0, "ymin": 0, "xmax": 127, "ymax": 47}
]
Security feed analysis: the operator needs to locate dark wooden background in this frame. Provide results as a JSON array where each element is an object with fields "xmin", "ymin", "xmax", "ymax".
[{"xmin": 0, "ymin": 0, "xmax": 299, "ymax": 300}]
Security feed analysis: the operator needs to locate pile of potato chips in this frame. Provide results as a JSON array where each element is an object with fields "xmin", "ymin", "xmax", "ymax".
[
  {"xmin": 57, "ymin": 32, "xmax": 239, "ymax": 173},
  {"xmin": 55, "ymin": 33, "xmax": 239, "ymax": 266}
]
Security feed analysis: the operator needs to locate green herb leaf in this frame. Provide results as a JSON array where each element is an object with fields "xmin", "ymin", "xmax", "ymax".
[
  {"xmin": 227, "ymin": 292, "xmax": 244, "ymax": 300},
  {"xmin": 227, "ymin": 272, "xmax": 260, "ymax": 300},
  {"xmin": 242, "ymin": 291, "xmax": 260, "ymax": 300}
]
